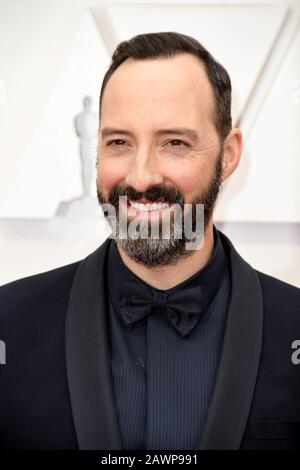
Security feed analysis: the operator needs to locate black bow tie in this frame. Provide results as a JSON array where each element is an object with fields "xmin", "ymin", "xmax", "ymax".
[{"xmin": 118, "ymin": 279, "xmax": 203, "ymax": 337}]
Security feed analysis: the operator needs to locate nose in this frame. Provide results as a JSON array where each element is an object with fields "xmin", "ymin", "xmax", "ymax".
[{"xmin": 124, "ymin": 147, "xmax": 164, "ymax": 193}]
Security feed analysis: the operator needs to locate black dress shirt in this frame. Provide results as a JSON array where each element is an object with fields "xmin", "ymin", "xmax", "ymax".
[{"xmin": 105, "ymin": 226, "xmax": 231, "ymax": 450}]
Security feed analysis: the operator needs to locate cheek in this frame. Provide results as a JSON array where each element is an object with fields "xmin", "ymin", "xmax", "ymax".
[
  {"xmin": 167, "ymin": 160, "xmax": 211, "ymax": 196},
  {"xmin": 97, "ymin": 159, "xmax": 126, "ymax": 192}
]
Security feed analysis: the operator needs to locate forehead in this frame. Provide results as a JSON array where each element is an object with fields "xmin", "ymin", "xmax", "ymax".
[{"xmin": 100, "ymin": 53, "xmax": 215, "ymax": 127}]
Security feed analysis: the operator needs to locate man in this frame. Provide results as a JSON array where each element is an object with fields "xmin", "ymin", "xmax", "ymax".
[{"xmin": 0, "ymin": 32, "xmax": 299, "ymax": 450}]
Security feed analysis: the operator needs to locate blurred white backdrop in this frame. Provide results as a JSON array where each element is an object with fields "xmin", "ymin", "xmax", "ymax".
[{"xmin": 0, "ymin": 0, "xmax": 299, "ymax": 287}]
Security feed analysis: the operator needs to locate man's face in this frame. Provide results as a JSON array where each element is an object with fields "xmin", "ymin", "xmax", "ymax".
[{"xmin": 97, "ymin": 53, "xmax": 224, "ymax": 266}]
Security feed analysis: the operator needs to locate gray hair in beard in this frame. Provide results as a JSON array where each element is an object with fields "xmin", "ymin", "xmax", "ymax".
[{"xmin": 97, "ymin": 151, "xmax": 223, "ymax": 267}]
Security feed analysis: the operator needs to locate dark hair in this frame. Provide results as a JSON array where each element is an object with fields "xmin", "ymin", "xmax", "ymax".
[{"xmin": 99, "ymin": 31, "xmax": 232, "ymax": 142}]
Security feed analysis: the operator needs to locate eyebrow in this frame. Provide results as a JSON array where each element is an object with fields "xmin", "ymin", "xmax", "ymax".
[{"xmin": 100, "ymin": 127, "xmax": 200, "ymax": 141}]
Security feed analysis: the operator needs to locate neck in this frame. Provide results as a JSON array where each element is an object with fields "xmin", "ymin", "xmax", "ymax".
[{"xmin": 116, "ymin": 221, "xmax": 215, "ymax": 290}]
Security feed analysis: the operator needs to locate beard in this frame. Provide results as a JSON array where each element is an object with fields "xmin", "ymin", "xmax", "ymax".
[{"xmin": 97, "ymin": 151, "xmax": 223, "ymax": 267}]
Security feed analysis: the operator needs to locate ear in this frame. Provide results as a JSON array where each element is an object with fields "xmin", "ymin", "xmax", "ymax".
[{"xmin": 221, "ymin": 128, "xmax": 243, "ymax": 183}]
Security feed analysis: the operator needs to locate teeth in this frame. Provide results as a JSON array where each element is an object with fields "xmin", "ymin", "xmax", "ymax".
[{"xmin": 129, "ymin": 201, "xmax": 169, "ymax": 211}]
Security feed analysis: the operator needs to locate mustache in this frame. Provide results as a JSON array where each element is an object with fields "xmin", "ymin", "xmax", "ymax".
[{"xmin": 108, "ymin": 184, "xmax": 185, "ymax": 206}]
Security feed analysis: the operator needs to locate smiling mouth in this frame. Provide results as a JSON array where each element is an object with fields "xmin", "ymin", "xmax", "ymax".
[{"xmin": 127, "ymin": 198, "xmax": 172, "ymax": 211}]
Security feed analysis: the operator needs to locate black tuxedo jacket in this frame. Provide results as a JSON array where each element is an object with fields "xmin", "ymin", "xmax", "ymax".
[{"xmin": 0, "ymin": 230, "xmax": 300, "ymax": 450}]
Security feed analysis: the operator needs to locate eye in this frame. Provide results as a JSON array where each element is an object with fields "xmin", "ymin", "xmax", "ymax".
[
  {"xmin": 167, "ymin": 139, "xmax": 188, "ymax": 147},
  {"xmin": 106, "ymin": 139, "xmax": 127, "ymax": 146}
]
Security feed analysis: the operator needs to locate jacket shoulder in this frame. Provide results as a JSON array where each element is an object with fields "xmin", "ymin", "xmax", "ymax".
[
  {"xmin": 255, "ymin": 269, "xmax": 300, "ymax": 326},
  {"xmin": 256, "ymin": 269, "xmax": 300, "ymax": 301},
  {"xmin": 0, "ymin": 261, "xmax": 81, "ymax": 325}
]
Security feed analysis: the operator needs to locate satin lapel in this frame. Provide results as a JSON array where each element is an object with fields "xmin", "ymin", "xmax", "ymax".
[
  {"xmin": 65, "ymin": 237, "xmax": 123, "ymax": 450},
  {"xmin": 200, "ymin": 230, "xmax": 264, "ymax": 450}
]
